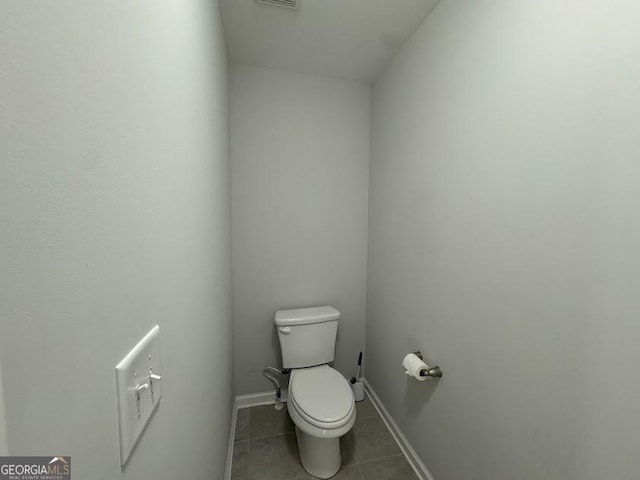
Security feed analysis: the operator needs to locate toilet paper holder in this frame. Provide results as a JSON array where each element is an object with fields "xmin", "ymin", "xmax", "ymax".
[{"xmin": 413, "ymin": 351, "xmax": 443, "ymax": 378}]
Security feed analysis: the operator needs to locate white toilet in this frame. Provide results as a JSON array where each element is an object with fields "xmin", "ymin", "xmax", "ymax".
[{"xmin": 275, "ymin": 306, "xmax": 356, "ymax": 479}]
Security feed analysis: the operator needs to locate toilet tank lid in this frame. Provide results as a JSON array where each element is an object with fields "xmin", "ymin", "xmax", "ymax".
[{"xmin": 275, "ymin": 306, "xmax": 340, "ymax": 326}]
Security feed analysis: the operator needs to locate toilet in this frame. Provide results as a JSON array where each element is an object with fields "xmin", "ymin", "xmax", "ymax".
[{"xmin": 275, "ymin": 306, "xmax": 356, "ymax": 479}]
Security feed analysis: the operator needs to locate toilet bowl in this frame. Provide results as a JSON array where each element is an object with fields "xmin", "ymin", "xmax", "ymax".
[
  {"xmin": 287, "ymin": 365, "xmax": 356, "ymax": 478},
  {"xmin": 275, "ymin": 305, "xmax": 355, "ymax": 478}
]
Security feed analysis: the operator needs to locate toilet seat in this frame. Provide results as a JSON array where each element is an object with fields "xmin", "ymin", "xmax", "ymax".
[{"xmin": 289, "ymin": 365, "xmax": 355, "ymax": 430}]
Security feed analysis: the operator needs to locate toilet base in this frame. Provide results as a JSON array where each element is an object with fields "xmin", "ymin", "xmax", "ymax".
[{"xmin": 295, "ymin": 426, "xmax": 341, "ymax": 479}]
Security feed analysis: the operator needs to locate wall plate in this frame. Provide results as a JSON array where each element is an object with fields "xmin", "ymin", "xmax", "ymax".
[{"xmin": 115, "ymin": 325, "xmax": 162, "ymax": 466}]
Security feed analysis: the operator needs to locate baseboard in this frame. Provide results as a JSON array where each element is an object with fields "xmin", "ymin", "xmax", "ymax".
[
  {"xmin": 235, "ymin": 389, "xmax": 288, "ymax": 409},
  {"xmin": 223, "ymin": 398, "xmax": 238, "ymax": 480},
  {"xmin": 363, "ymin": 379, "xmax": 435, "ymax": 480}
]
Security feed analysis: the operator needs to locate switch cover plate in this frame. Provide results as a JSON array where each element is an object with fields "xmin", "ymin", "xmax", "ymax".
[{"xmin": 115, "ymin": 325, "xmax": 162, "ymax": 466}]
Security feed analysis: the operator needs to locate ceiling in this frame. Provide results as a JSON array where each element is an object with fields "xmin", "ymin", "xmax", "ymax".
[{"xmin": 220, "ymin": 0, "xmax": 440, "ymax": 83}]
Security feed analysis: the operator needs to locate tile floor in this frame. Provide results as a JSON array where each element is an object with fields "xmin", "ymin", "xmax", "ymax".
[{"xmin": 231, "ymin": 394, "xmax": 419, "ymax": 480}]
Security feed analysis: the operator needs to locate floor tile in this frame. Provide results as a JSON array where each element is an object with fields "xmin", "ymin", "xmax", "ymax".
[
  {"xmin": 355, "ymin": 395, "xmax": 379, "ymax": 423},
  {"xmin": 232, "ymin": 440, "xmax": 248, "ymax": 472},
  {"xmin": 345, "ymin": 416, "xmax": 400, "ymax": 464},
  {"xmin": 231, "ymin": 463, "xmax": 249, "ymax": 480},
  {"xmin": 236, "ymin": 409, "xmax": 250, "ymax": 442},
  {"xmin": 231, "ymin": 403, "xmax": 413, "ymax": 480},
  {"xmin": 250, "ymin": 404, "xmax": 295, "ymax": 439},
  {"xmin": 245, "ymin": 432, "xmax": 306, "ymax": 480},
  {"xmin": 357, "ymin": 454, "xmax": 419, "ymax": 480}
]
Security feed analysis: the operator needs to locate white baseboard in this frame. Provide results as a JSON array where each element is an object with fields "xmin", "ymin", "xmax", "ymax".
[
  {"xmin": 224, "ymin": 399, "xmax": 238, "ymax": 480},
  {"xmin": 363, "ymin": 379, "xmax": 435, "ymax": 480},
  {"xmin": 235, "ymin": 389, "xmax": 288, "ymax": 409}
]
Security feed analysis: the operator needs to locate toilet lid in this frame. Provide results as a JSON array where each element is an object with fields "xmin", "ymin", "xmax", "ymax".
[{"xmin": 290, "ymin": 365, "xmax": 354, "ymax": 424}]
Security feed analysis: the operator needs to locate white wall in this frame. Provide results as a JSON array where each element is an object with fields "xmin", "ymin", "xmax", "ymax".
[
  {"xmin": 0, "ymin": 1, "xmax": 232, "ymax": 478},
  {"xmin": 230, "ymin": 65, "xmax": 370, "ymax": 394},
  {"xmin": 367, "ymin": 1, "xmax": 640, "ymax": 479},
  {"xmin": 0, "ymin": 362, "xmax": 7, "ymax": 455}
]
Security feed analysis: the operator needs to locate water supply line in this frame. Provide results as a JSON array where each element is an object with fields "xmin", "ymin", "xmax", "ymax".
[{"xmin": 263, "ymin": 366, "xmax": 284, "ymax": 410}]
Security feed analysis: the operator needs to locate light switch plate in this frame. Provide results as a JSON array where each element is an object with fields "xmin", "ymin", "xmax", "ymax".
[{"xmin": 115, "ymin": 325, "xmax": 162, "ymax": 466}]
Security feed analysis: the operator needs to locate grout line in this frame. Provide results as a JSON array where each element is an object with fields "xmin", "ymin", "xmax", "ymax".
[
  {"xmin": 247, "ymin": 432, "xmax": 296, "ymax": 440},
  {"xmin": 352, "ymin": 452, "xmax": 405, "ymax": 467},
  {"xmin": 246, "ymin": 430, "xmax": 296, "ymax": 442}
]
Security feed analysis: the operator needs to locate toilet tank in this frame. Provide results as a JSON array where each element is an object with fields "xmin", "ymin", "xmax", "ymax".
[{"xmin": 275, "ymin": 306, "xmax": 340, "ymax": 369}]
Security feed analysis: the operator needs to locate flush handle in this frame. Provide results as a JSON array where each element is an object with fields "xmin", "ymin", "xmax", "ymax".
[{"xmin": 278, "ymin": 326, "xmax": 291, "ymax": 335}]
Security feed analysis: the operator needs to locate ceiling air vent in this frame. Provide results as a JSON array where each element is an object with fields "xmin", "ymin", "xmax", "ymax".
[{"xmin": 256, "ymin": 0, "xmax": 301, "ymax": 10}]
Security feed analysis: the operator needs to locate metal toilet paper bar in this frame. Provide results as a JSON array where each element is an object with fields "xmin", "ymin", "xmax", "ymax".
[{"xmin": 413, "ymin": 351, "xmax": 443, "ymax": 378}]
